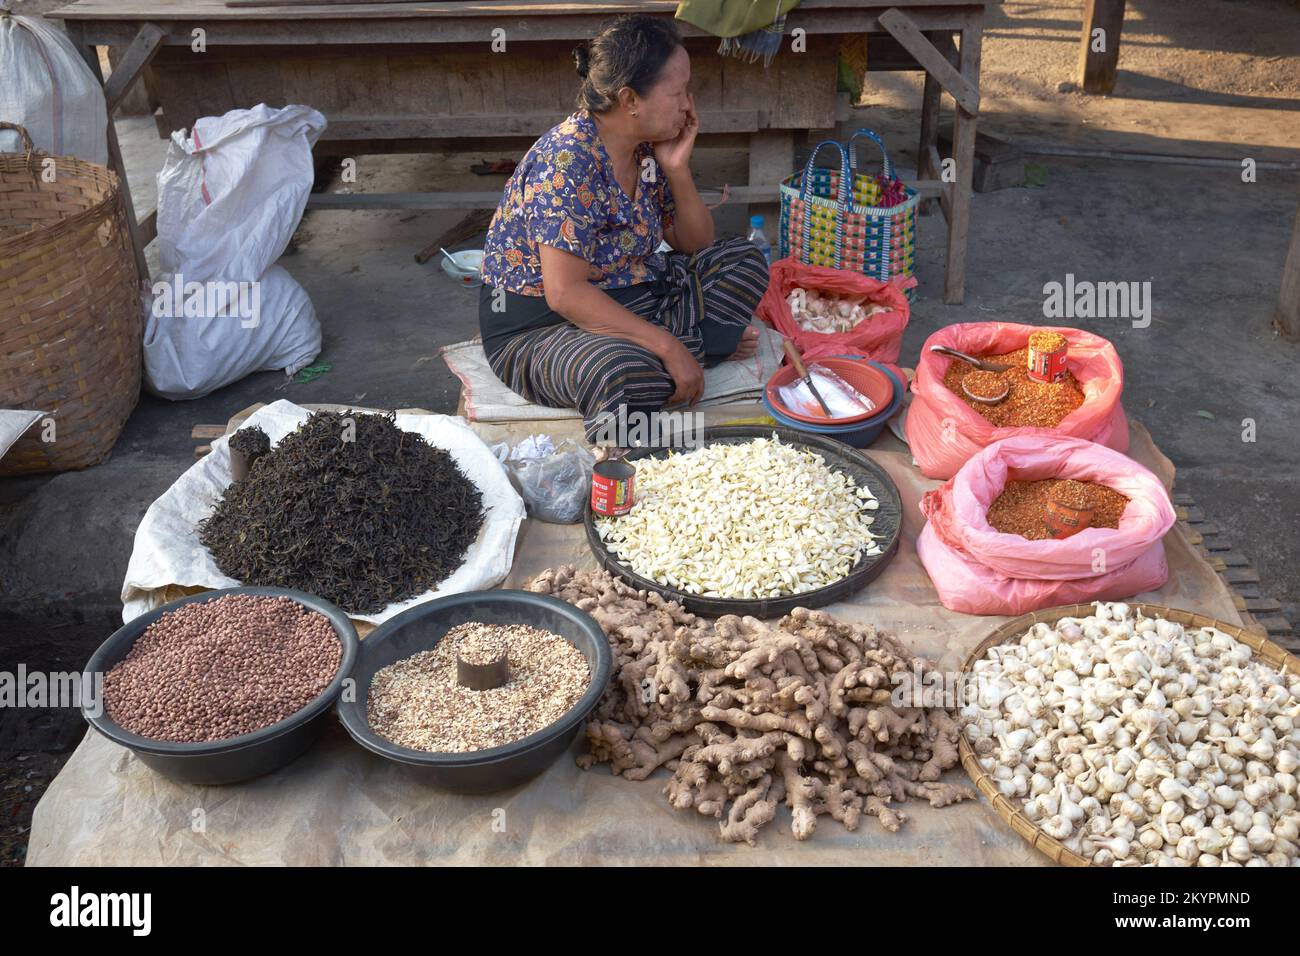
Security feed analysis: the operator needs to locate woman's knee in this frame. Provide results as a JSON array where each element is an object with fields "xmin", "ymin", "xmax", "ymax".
[
  {"xmin": 699, "ymin": 236, "xmax": 770, "ymax": 296},
  {"xmin": 586, "ymin": 346, "xmax": 672, "ymax": 406},
  {"xmin": 706, "ymin": 235, "xmax": 769, "ymax": 272}
]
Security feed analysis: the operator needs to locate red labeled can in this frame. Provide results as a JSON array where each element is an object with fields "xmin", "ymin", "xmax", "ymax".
[
  {"xmin": 1044, "ymin": 498, "xmax": 1095, "ymax": 539},
  {"xmin": 591, "ymin": 459, "xmax": 636, "ymax": 516},
  {"xmin": 1043, "ymin": 479, "xmax": 1095, "ymax": 539},
  {"xmin": 1026, "ymin": 329, "xmax": 1069, "ymax": 383}
]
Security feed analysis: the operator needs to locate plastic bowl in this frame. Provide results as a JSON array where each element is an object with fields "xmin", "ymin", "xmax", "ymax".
[
  {"xmin": 337, "ymin": 590, "xmax": 611, "ymax": 794},
  {"xmin": 81, "ymin": 587, "xmax": 359, "ymax": 786},
  {"xmin": 763, "ymin": 363, "xmax": 903, "ymax": 448},
  {"xmin": 439, "ymin": 249, "xmax": 485, "ymax": 287},
  {"xmin": 767, "ymin": 357, "xmax": 896, "ymax": 425}
]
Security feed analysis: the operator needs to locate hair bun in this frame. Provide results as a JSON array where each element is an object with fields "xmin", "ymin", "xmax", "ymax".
[{"xmin": 573, "ymin": 44, "xmax": 591, "ymax": 79}]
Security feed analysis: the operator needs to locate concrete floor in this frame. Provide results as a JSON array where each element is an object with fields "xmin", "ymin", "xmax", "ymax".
[{"xmin": 2, "ymin": 0, "xmax": 1299, "ymax": 863}]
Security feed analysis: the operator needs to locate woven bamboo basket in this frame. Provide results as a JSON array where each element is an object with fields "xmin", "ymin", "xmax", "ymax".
[
  {"xmin": 0, "ymin": 121, "xmax": 142, "ymax": 475},
  {"xmin": 958, "ymin": 601, "xmax": 1300, "ymax": 868}
]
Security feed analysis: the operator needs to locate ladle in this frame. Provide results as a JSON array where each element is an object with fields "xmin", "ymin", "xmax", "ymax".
[
  {"xmin": 929, "ymin": 346, "xmax": 1012, "ymax": 404},
  {"xmin": 929, "ymin": 344, "xmax": 1011, "ymax": 373}
]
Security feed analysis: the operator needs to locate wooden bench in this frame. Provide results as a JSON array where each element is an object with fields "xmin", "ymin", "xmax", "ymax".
[{"xmin": 51, "ymin": 0, "xmax": 1002, "ymax": 302}]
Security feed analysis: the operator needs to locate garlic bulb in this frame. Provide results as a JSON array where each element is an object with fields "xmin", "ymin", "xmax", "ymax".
[
  {"xmin": 966, "ymin": 603, "xmax": 1300, "ymax": 867},
  {"xmin": 785, "ymin": 286, "xmax": 889, "ymax": 335}
]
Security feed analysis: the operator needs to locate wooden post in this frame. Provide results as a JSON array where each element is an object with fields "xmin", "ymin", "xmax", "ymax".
[
  {"xmin": 878, "ymin": 9, "xmax": 981, "ymax": 302},
  {"xmin": 944, "ymin": 13, "xmax": 983, "ymax": 305},
  {"xmin": 1078, "ymin": 0, "xmax": 1126, "ymax": 95},
  {"xmin": 879, "ymin": 11, "xmax": 979, "ymax": 115},
  {"xmin": 747, "ymin": 130, "xmax": 793, "ymax": 244},
  {"xmin": 69, "ymin": 22, "xmax": 155, "ymax": 284},
  {"xmin": 917, "ymin": 71, "xmax": 942, "ymax": 177},
  {"xmin": 102, "ymin": 23, "xmax": 166, "ymax": 116},
  {"xmin": 1276, "ymin": 200, "xmax": 1300, "ymax": 340},
  {"xmin": 918, "ymin": 70, "xmax": 941, "ymax": 215}
]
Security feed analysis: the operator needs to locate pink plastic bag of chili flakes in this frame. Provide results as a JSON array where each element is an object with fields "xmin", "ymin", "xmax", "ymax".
[
  {"xmin": 916, "ymin": 435, "xmax": 1175, "ymax": 616},
  {"xmin": 904, "ymin": 322, "xmax": 1129, "ymax": 480},
  {"xmin": 756, "ymin": 258, "xmax": 914, "ymax": 364}
]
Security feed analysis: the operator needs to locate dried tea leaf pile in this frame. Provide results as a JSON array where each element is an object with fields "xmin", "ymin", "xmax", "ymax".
[
  {"xmin": 228, "ymin": 425, "xmax": 270, "ymax": 460},
  {"xmin": 200, "ymin": 412, "xmax": 485, "ymax": 614}
]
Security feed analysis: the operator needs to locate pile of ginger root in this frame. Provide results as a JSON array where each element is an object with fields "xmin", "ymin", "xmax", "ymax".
[{"xmin": 527, "ymin": 565, "xmax": 975, "ymax": 845}]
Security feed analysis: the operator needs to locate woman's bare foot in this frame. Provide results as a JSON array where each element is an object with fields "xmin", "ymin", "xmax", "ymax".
[{"xmin": 727, "ymin": 326, "xmax": 760, "ymax": 361}]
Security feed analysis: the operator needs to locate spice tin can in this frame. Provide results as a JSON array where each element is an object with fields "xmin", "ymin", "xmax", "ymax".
[
  {"xmin": 1026, "ymin": 330, "xmax": 1069, "ymax": 383},
  {"xmin": 1043, "ymin": 499, "xmax": 1094, "ymax": 539},
  {"xmin": 591, "ymin": 459, "xmax": 636, "ymax": 516}
]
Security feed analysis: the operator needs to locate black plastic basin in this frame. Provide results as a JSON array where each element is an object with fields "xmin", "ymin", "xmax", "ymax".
[
  {"xmin": 82, "ymin": 586, "xmax": 359, "ymax": 785},
  {"xmin": 337, "ymin": 589, "xmax": 611, "ymax": 794}
]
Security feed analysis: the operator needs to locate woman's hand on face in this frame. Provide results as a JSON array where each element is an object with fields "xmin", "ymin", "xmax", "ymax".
[
  {"xmin": 662, "ymin": 337, "xmax": 705, "ymax": 407},
  {"xmin": 652, "ymin": 94, "xmax": 699, "ymax": 176}
]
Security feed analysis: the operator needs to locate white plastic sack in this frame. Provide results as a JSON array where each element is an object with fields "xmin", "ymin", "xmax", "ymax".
[
  {"xmin": 0, "ymin": 8, "xmax": 107, "ymax": 165},
  {"xmin": 120, "ymin": 400, "xmax": 526, "ymax": 626},
  {"xmin": 0, "ymin": 409, "xmax": 43, "ymax": 461},
  {"xmin": 142, "ymin": 263, "xmax": 322, "ymax": 399},
  {"xmin": 156, "ymin": 103, "xmax": 325, "ymax": 282}
]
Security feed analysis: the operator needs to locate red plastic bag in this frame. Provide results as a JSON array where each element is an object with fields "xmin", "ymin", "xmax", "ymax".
[
  {"xmin": 905, "ymin": 322, "xmax": 1128, "ymax": 480},
  {"xmin": 756, "ymin": 257, "xmax": 913, "ymax": 363},
  {"xmin": 916, "ymin": 435, "xmax": 1175, "ymax": 616}
]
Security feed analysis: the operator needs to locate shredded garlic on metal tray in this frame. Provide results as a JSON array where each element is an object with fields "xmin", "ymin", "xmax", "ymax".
[{"xmin": 594, "ymin": 436, "xmax": 882, "ymax": 599}]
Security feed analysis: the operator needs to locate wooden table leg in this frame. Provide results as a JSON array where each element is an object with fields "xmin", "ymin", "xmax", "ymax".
[
  {"xmin": 879, "ymin": 10, "xmax": 981, "ymax": 300},
  {"xmin": 1275, "ymin": 199, "xmax": 1300, "ymax": 340},
  {"xmin": 918, "ymin": 70, "xmax": 941, "ymax": 215},
  {"xmin": 69, "ymin": 23, "xmax": 150, "ymax": 285},
  {"xmin": 747, "ymin": 130, "xmax": 793, "ymax": 244},
  {"xmin": 944, "ymin": 12, "xmax": 984, "ymax": 305},
  {"xmin": 1078, "ymin": 0, "xmax": 1127, "ymax": 95}
]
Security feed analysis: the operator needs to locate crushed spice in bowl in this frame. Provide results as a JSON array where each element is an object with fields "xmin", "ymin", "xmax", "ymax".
[
  {"xmin": 962, "ymin": 369, "xmax": 1008, "ymax": 401},
  {"xmin": 943, "ymin": 347, "xmax": 1085, "ymax": 427}
]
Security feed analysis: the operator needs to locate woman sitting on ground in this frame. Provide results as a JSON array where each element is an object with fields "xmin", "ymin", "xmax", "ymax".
[{"xmin": 478, "ymin": 14, "xmax": 769, "ymax": 440}]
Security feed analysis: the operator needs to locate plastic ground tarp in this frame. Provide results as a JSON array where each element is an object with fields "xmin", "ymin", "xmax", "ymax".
[{"xmin": 27, "ymin": 413, "xmax": 1243, "ymax": 866}]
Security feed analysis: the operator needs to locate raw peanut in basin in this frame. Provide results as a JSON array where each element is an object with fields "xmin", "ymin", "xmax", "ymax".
[{"xmin": 103, "ymin": 594, "xmax": 342, "ymax": 743}]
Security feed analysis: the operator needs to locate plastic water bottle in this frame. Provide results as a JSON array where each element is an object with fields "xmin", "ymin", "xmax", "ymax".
[{"xmin": 747, "ymin": 214, "xmax": 772, "ymax": 265}]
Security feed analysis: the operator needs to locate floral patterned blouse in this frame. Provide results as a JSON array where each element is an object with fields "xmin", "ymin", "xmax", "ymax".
[{"xmin": 480, "ymin": 110, "xmax": 676, "ymax": 296}]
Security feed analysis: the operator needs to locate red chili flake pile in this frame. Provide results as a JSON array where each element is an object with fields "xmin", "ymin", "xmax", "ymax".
[
  {"xmin": 986, "ymin": 479, "xmax": 1129, "ymax": 540},
  {"xmin": 962, "ymin": 369, "xmax": 1008, "ymax": 400},
  {"xmin": 1051, "ymin": 479, "xmax": 1094, "ymax": 511},
  {"xmin": 1028, "ymin": 329, "xmax": 1068, "ymax": 353},
  {"xmin": 943, "ymin": 347, "xmax": 1085, "ymax": 427}
]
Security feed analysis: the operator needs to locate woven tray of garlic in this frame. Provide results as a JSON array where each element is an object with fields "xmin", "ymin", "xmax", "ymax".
[
  {"xmin": 588, "ymin": 431, "xmax": 902, "ymax": 613},
  {"xmin": 787, "ymin": 287, "xmax": 891, "ymax": 335},
  {"xmin": 963, "ymin": 602, "xmax": 1300, "ymax": 867}
]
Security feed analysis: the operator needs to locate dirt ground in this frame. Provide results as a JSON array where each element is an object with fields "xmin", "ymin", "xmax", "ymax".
[
  {"xmin": 2, "ymin": 0, "xmax": 1299, "ymax": 866},
  {"xmin": 980, "ymin": 0, "xmax": 1300, "ymax": 100}
]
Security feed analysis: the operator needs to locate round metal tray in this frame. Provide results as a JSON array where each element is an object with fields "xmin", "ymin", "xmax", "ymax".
[{"xmin": 583, "ymin": 426, "xmax": 903, "ymax": 618}]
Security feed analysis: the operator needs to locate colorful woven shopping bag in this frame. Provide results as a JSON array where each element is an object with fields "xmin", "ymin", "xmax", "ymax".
[{"xmin": 779, "ymin": 129, "xmax": 918, "ymax": 293}]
